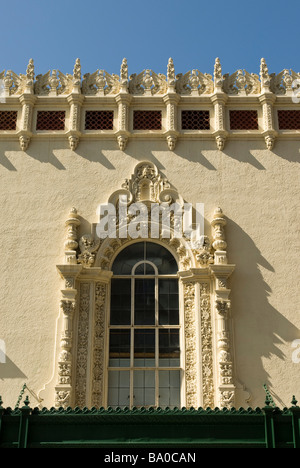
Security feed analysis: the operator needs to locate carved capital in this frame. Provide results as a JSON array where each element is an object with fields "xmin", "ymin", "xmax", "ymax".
[
  {"xmin": 60, "ymin": 299, "xmax": 76, "ymax": 316},
  {"xmin": 216, "ymin": 299, "xmax": 231, "ymax": 316}
]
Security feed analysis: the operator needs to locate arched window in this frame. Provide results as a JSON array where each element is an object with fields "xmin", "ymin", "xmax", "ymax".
[{"xmin": 107, "ymin": 241, "xmax": 181, "ymax": 409}]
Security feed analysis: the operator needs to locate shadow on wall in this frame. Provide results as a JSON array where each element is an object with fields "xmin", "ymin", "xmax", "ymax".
[
  {"xmin": 0, "ymin": 137, "xmax": 299, "ymax": 171},
  {"xmin": 227, "ymin": 218, "xmax": 300, "ymax": 408},
  {"xmin": 0, "ymin": 354, "xmax": 27, "ymax": 380}
]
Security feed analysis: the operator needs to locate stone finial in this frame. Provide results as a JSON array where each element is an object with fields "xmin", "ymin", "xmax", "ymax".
[
  {"xmin": 214, "ymin": 57, "xmax": 223, "ymax": 90},
  {"xmin": 260, "ymin": 58, "xmax": 270, "ymax": 89},
  {"xmin": 167, "ymin": 57, "xmax": 175, "ymax": 88},
  {"xmin": 26, "ymin": 58, "xmax": 35, "ymax": 87},
  {"xmin": 120, "ymin": 58, "xmax": 128, "ymax": 92},
  {"xmin": 211, "ymin": 207, "xmax": 227, "ymax": 264},
  {"xmin": 73, "ymin": 58, "xmax": 81, "ymax": 85},
  {"xmin": 64, "ymin": 207, "xmax": 80, "ymax": 264}
]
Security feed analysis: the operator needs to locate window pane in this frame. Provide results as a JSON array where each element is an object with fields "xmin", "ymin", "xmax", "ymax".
[
  {"xmin": 133, "ymin": 370, "xmax": 155, "ymax": 407},
  {"xmin": 159, "ymin": 370, "xmax": 180, "ymax": 408},
  {"xmin": 112, "ymin": 242, "xmax": 144, "ymax": 274},
  {"xmin": 109, "ymin": 329, "xmax": 130, "ymax": 359},
  {"xmin": 133, "ymin": 358, "xmax": 156, "ymax": 367},
  {"xmin": 110, "ymin": 279, "xmax": 131, "ymax": 324},
  {"xmin": 134, "ymin": 262, "xmax": 155, "ymax": 275},
  {"xmin": 108, "ymin": 370, "xmax": 130, "ymax": 408},
  {"xmin": 146, "ymin": 242, "xmax": 178, "ymax": 274},
  {"xmin": 159, "ymin": 279, "xmax": 179, "ymax": 325},
  {"xmin": 134, "ymin": 279, "xmax": 155, "ymax": 325},
  {"xmin": 159, "ymin": 329, "xmax": 180, "ymax": 365},
  {"xmin": 134, "ymin": 329, "xmax": 155, "ymax": 359},
  {"xmin": 112, "ymin": 241, "xmax": 178, "ymax": 275}
]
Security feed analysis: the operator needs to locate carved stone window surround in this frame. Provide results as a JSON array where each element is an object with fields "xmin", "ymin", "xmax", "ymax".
[{"xmin": 39, "ymin": 161, "xmax": 244, "ymax": 411}]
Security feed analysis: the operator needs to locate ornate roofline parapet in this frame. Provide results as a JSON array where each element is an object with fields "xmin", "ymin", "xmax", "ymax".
[{"xmin": 0, "ymin": 57, "xmax": 298, "ymax": 152}]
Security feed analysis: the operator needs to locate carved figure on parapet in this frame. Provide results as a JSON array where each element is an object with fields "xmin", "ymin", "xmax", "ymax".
[
  {"xmin": 34, "ymin": 69, "xmax": 74, "ymax": 96},
  {"xmin": 129, "ymin": 69, "xmax": 168, "ymax": 96},
  {"xmin": 223, "ymin": 69, "xmax": 261, "ymax": 95},
  {"xmin": 269, "ymin": 68, "xmax": 300, "ymax": 95},
  {"xmin": 175, "ymin": 69, "xmax": 214, "ymax": 95},
  {"xmin": 0, "ymin": 69, "xmax": 33, "ymax": 96},
  {"xmin": 82, "ymin": 69, "xmax": 121, "ymax": 96}
]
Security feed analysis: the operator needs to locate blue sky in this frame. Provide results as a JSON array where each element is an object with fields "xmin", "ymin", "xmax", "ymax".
[{"xmin": 2, "ymin": 0, "xmax": 299, "ymax": 78}]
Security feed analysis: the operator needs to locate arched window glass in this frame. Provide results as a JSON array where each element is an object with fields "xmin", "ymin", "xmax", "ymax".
[{"xmin": 108, "ymin": 242, "xmax": 181, "ymax": 409}]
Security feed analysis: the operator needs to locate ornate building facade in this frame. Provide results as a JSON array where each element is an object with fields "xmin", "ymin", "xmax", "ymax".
[{"xmin": 0, "ymin": 57, "xmax": 299, "ymax": 414}]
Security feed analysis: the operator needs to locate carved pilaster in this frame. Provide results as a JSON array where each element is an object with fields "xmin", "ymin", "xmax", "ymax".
[
  {"xmin": 259, "ymin": 93, "xmax": 277, "ymax": 150},
  {"xmin": 163, "ymin": 91, "xmax": 180, "ymax": 150},
  {"xmin": 215, "ymin": 298, "xmax": 235, "ymax": 408},
  {"xmin": 115, "ymin": 92, "xmax": 132, "ymax": 150},
  {"xmin": 91, "ymin": 282, "xmax": 107, "ymax": 407},
  {"xmin": 67, "ymin": 93, "xmax": 84, "ymax": 151},
  {"xmin": 18, "ymin": 93, "xmax": 36, "ymax": 151},
  {"xmin": 200, "ymin": 281, "xmax": 214, "ymax": 408},
  {"xmin": 55, "ymin": 263, "xmax": 82, "ymax": 408},
  {"xmin": 183, "ymin": 282, "xmax": 198, "ymax": 408},
  {"xmin": 163, "ymin": 58, "xmax": 179, "ymax": 150},
  {"xmin": 210, "ymin": 206, "xmax": 236, "ymax": 408},
  {"xmin": 55, "ymin": 299, "xmax": 76, "ymax": 408},
  {"xmin": 259, "ymin": 58, "xmax": 277, "ymax": 150},
  {"xmin": 74, "ymin": 282, "xmax": 91, "ymax": 407},
  {"xmin": 211, "ymin": 58, "xmax": 228, "ymax": 151}
]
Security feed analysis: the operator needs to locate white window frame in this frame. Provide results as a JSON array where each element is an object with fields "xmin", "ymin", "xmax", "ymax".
[{"xmin": 106, "ymin": 252, "xmax": 182, "ymax": 409}]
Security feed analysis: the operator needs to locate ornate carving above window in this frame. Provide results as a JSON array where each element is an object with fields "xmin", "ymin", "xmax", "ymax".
[{"xmin": 39, "ymin": 161, "xmax": 250, "ymax": 412}]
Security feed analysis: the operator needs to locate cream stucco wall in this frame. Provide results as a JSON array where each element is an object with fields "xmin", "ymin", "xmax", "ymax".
[{"xmin": 0, "ymin": 135, "xmax": 299, "ymax": 409}]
